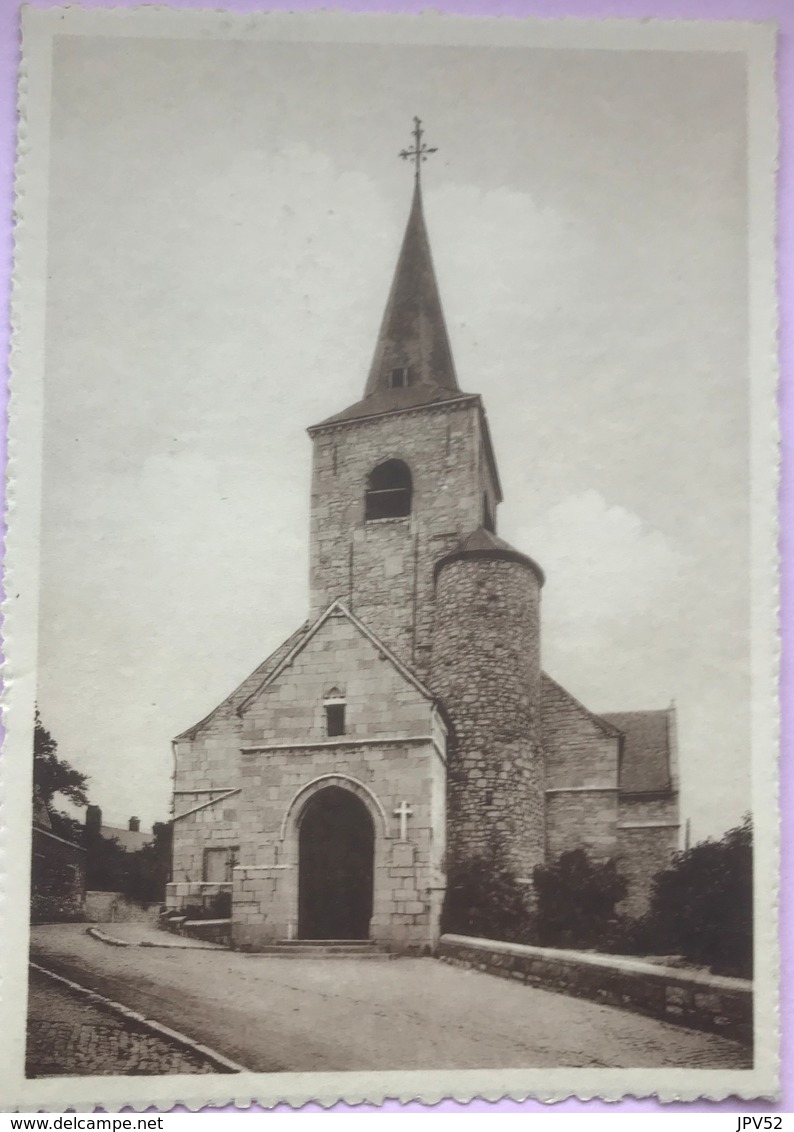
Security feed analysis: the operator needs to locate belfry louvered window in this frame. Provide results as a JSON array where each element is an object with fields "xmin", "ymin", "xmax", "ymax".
[{"xmin": 365, "ymin": 459, "xmax": 412, "ymax": 520}]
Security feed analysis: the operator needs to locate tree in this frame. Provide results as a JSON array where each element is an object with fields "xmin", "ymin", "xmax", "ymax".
[
  {"xmin": 84, "ymin": 821, "xmax": 172, "ymax": 904},
  {"xmin": 648, "ymin": 814, "xmax": 752, "ymax": 978},
  {"xmin": 533, "ymin": 849, "xmax": 628, "ymax": 949},
  {"xmin": 32, "ymin": 708, "xmax": 171, "ymax": 906},
  {"xmin": 33, "ymin": 708, "xmax": 90, "ymax": 812},
  {"xmin": 48, "ymin": 810, "xmax": 85, "ymax": 845},
  {"xmin": 84, "ymin": 829, "xmax": 132, "ymax": 892},
  {"xmin": 442, "ymin": 835, "xmax": 533, "ymax": 943},
  {"xmin": 124, "ymin": 822, "xmax": 172, "ymax": 903}
]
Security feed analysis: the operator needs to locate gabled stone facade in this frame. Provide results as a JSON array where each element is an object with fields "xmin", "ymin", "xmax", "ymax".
[{"xmin": 167, "ymin": 164, "xmax": 680, "ymax": 949}]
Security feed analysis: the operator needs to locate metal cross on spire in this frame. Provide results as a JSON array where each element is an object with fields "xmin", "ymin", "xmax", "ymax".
[{"xmin": 399, "ymin": 117, "xmax": 437, "ymax": 185}]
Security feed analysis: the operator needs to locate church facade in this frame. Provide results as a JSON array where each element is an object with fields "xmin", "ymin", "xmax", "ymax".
[{"xmin": 167, "ymin": 136, "xmax": 680, "ymax": 951}]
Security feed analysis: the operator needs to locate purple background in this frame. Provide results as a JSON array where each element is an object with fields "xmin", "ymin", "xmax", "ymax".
[{"xmin": 1, "ymin": 0, "xmax": 788, "ymax": 1114}]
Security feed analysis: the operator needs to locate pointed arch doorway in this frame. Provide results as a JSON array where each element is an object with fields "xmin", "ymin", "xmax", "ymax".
[{"xmin": 298, "ymin": 785, "xmax": 375, "ymax": 940}]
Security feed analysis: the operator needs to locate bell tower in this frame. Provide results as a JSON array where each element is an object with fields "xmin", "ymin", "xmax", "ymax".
[{"xmin": 306, "ymin": 120, "xmax": 502, "ymax": 680}]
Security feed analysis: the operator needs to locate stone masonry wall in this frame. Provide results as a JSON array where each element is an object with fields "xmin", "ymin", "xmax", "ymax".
[
  {"xmin": 171, "ymin": 718, "xmax": 243, "ymax": 883},
  {"xmin": 237, "ymin": 740, "xmax": 440, "ymax": 867},
  {"xmin": 617, "ymin": 792, "xmax": 680, "ymax": 916},
  {"xmin": 541, "ymin": 674, "xmax": 620, "ymax": 790},
  {"xmin": 171, "ymin": 792, "xmax": 241, "ymax": 884},
  {"xmin": 171, "ymin": 628, "xmax": 309, "ymax": 883},
  {"xmin": 231, "ymin": 607, "xmax": 447, "ymax": 949},
  {"xmin": 164, "ymin": 881, "xmax": 232, "ymax": 915},
  {"xmin": 173, "ymin": 703, "xmax": 244, "ymax": 796},
  {"xmin": 233, "ymin": 741, "xmax": 445, "ymax": 949},
  {"xmin": 620, "ymin": 795, "xmax": 679, "ymax": 824},
  {"xmin": 431, "ymin": 555, "xmax": 544, "ymax": 882},
  {"xmin": 616, "ymin": 826, "xmax": 679, "ymax": 917},
  {"xmin": 541, "ymin": 674, "xmax": 621, "ymax": 860},
  {"xmin": 308, "ymin": 400, "xmax": 498, "ymax": 682},
  {"xmin": 239, "ymin": 609, "xmax": 432, "ymax": 747},
  {"xmin": 545, "ymin": 792, "xmax": 619, "ymax": 860}
]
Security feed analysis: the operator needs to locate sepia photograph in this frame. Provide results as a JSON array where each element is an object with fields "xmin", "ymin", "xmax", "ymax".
[{"xmin": 2, "ymin": 6, "xmax": 778, "ymax": 1110}]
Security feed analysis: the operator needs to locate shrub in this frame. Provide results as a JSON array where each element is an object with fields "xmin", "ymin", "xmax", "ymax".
[
  {"xmin": 123, "ymin": 823, "xmax": 173, "ymax": 903},
  {"xmin": 533, "ymin": 849, "xmax": 628, "ymax": 949},
  {"xmin": 597, "ymin": 913, "xmax": 659, "ymax": 957},
  {"xmin": 85, "ymin": 821, "xmax": 172, "ymax": 904},
  {"xmin": 647, "ymin": 814, "xmax": 752, "ymax": 978},
  {"xmin": 442, "ymin": 839, "xmax": 532, "ymax": 943},
  {"xmin": 208, "ymin": 891, "xmax": 232, "ymax": 919}
]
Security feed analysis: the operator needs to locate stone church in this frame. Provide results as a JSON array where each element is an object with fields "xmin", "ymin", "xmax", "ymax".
[{"xmin": 167, "ymin": 127, "xmax": 680, "ymax": 951}]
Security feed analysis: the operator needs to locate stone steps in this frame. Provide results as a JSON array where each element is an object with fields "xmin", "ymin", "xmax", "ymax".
[{"xmin": 255, "ymin": 939, "xmax": 393, "ymax": 959}]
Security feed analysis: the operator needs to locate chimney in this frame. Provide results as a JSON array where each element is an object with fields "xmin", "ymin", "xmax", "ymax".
[
  {"xmin": 128, "ymin": 816, "xmax": 140, "ymax": 833},
  {"xmin": 85, "ymin": 804, "xmax": 102, "ymax": 834}
]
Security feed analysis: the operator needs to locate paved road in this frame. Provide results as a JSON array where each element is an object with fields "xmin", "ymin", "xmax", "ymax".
[
  {"xmin": 30, "ymin": 925, "xmax": 751, "ymax": 1074},
  {"xmin": 27, "ymin": 967, "xmax": 218, "ymax": 1077}
]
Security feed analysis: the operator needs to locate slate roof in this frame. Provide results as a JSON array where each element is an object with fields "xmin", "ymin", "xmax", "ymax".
[
  {"xmin": 364, "ymin": 179, "xmax": 459, "ymax": 397},
  {"xmin": 312, "ymin": 180, "xmax": 476, "ymax": 430},
  {"xmin": 314, "ymin": 386, "xmax": 476, "ymax": 429},
  {"xmin": 100, "ymin": 824, "xmax": 152, "ymax": 852},
  {"xmin": 435, "ymin": 527, "xmax": 545, "ymax": 586},
  {"xmin": 601, "ymin": 709, "xmax": 674, "ymax": 794},
  {"xmin": 175, "ymin": 622, "xmax": 310, "ymax": 741}
]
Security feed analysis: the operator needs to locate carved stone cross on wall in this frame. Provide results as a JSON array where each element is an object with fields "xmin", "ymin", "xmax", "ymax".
[{"xmin": 394, "ymin": 801, "xmax": 414, "ymax": 842}]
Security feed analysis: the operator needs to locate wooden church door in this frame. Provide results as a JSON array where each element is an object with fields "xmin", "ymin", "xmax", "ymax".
[{"xmin": 298, "ymin": 786, "xmax": 374, "ymax": 940}]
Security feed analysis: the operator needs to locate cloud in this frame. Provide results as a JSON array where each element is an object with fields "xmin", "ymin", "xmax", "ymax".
[
  {"xmin": 424, "ymin": 182, "xmax": 578, "ymax": 379},
  {"xmin": 510, "ymin": 489, "xmax": 691, "ymax": 675}
]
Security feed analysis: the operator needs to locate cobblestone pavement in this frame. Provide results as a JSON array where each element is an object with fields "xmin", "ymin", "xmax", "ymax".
[
  {"xmin": 26, "ymin": 968, "xmax": 219, "ymax": 1076},
  {"xmin": 30, "ymin": 925, "xmax": 752, "ymax": 1073}
]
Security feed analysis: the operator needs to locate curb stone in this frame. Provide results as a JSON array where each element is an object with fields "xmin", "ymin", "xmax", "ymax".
[
  {"xmin": 139, "ymin": 939, "xmax": 223, "ymax": 950},
  {"xmin": 87, "ymin": 925, "xmax": 222, "ymax": 951},
  {"xmin": 87, "ymin": 926, "xmax": 129, "ymax": 947}
]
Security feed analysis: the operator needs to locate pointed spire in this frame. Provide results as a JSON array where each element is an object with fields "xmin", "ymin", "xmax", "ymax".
[
  {"xmin": 311, "ymin": 122, "xmax": 470, "ymax": 430},
  {"xmin": 364, "ymin": 175, "xmax": 459, "ymax": 398}
]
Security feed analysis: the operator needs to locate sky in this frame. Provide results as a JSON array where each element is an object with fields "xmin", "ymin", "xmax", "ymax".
[{"xmin": 37, "ymin": 32, "xmax": 749, "ymax": 840}]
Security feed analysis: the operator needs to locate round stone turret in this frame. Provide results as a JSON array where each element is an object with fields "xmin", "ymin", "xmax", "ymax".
[{"xmin": 431, "ymin": 528, "xmax": 545, "ymax": 885}]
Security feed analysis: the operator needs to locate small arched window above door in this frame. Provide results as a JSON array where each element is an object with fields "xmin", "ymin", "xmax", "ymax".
[
  {"xmin": 365, "ymin": 459, "xmax": 412, "ymax": 521},
  {"xmin": 323, "ymin": 688, "xmax": 346, "ymax": 737}
]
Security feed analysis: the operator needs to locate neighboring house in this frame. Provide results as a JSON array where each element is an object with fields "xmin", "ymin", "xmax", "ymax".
[
  {"xmin": 84, "ymin": 805, "xmax": 152, "ymax": 851},
  {"xmin": 30, "ymin": 794, "xmax": 87, "ymax": 922},
  {"xmin": 167, "ymin": 151, "xmax": 679, "ymax": 950}
]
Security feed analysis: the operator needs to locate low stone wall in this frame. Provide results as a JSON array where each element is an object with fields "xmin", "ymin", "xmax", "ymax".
[
  {"xmin": 182, "ymin": 919, "xmax": 231, "ymax": 945},
  {"xmin": 438, "ymin": 934, "xmax": 752, "ymax": 1045},
  {"xmin": 160, "ymin": 913, "xmax": 231, "ymax": 946},
  {"xmin": 85, "ymin": 892, "xmax": 160, "ymax": 924}
]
